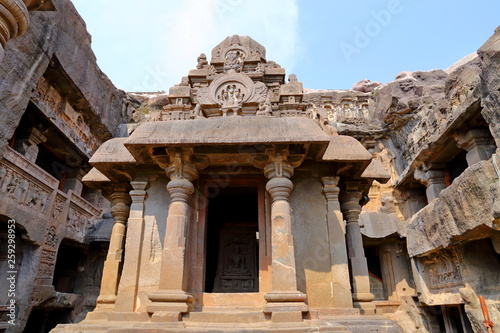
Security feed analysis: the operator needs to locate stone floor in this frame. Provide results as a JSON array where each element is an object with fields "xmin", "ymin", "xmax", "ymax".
[{"xmin": 52, "ymin": 313, "xmax": 401, "ymax": 333}]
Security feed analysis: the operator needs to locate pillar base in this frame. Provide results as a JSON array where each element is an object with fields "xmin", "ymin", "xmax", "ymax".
[
  {"xmin": 263, "ymin": 291, "xmax": 309, "ymax": 316},
  {"xmin": 352, "ymin": 292, "xmax": 376, "ymax": 315},
  {"xmin": 353, "ymin": 301, "xmax": 376, "ymax": 315},
  {"xmin": 147, "ymin": 290, "xmax": 193, "ymax": 317},
  {"xmin": 96, "ymin": 294, "xmax": 116, "ymax": 304}
]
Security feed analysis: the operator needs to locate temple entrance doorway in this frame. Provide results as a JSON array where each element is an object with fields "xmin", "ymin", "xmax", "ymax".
[{"xmin": 204, "ymin": 186, "xmax": 259, "ymax": 293}]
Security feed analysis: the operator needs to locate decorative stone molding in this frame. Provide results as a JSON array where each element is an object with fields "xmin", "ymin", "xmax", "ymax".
[
  {"xmin": 197, "ymin": 69, "xmax": 268, "ymax": 109},
  {"xmin": 322, "ymin": 176, "xmax": 340, "ymax": 202},
  {"xmin": 1, "ymin": 147, "xmax": 101, "ymax": 231}
]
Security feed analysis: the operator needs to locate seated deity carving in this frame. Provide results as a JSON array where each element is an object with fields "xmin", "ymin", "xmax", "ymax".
[
  {"xmin": 196, "ymin": 53, "xmax": 208, "ymax": 69},
  {"xmin": 256, "ymin": 97, "xmax": 272, "ymax": 116},
  {"xmin": 225, "ymin": 243, "xmax": 249, "ymax": 275},
  {"xmin": 224, "ymin": 50, "xmax": 245, "ymax": 72},
  {"xmin": 218, "ymin": 84, "xmax": 244, "ymax": 108},
  {"xmin": 6, "ymin": 175, "xmax": 18, "ymax": 197}
]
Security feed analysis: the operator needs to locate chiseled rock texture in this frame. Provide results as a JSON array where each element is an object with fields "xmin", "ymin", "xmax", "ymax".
[
  {"xmin": 460, "ymin": 284, "xmax": 500, "ymax": 333},
  {"xmin": 406, "ymin": 159, "xmax": 499, "ymax": 257},
  {"xmin": 351, "ymin": 79, "xmax": 381, "ymax": 93},
  {"xmin": 0, "ymin": 0, "xmax": 130, "ymax": 157},
  {"xmin": 478, "ymin": 26, "xmax": 500, "ymax": 148},
  {"xmin": 370, "ymin": 61, "xmax": 481, "ymax": 180}
]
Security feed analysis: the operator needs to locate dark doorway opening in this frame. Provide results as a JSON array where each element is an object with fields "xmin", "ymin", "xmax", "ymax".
[
  {"xmin": 204, "ymin": 186, "xmax": 259, "ymax": 293},
  {"xmin": 52, "ymin": 240, "xmax": 85, "ymax": 293},
  {"xmin": 446, "ymin": 150, "xmax": 468, "ymax": 185},
  {"xmin": 365, "ymin": 246, "xmax": 385, "ymax": 300},
  {"xmin": 24, "ymin": 308, "xmax": 72, "ymax": 333}
]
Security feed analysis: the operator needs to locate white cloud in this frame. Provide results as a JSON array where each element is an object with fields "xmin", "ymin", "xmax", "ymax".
[{"xmin": 72, "ymin": 0, "xmax": 300, "ymax": 92}]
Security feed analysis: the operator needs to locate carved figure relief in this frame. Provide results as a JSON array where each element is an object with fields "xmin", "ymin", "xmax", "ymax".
[
  {"xmin": 201, "ymin": 70, "xmax": 260, "ymax": 111},
  {"xmin": 224, "ymin": 49, "xmax": 246, "ymax": 72},
  {"xmin": 191, "ymin": 103, "xmax": 206, "ymax": 119},
  {"xmin": 45, "ymin": 226, "xmax": 58, "ymax": 248},
  {"xmin": 0, "ymin": 165, "xmax": 6, "ymax": 188},
  {"xmin": 421, "ymin": 248, "xmax": 463, "ymax": 293},
  {"xmin": 6, "ymin": 174, "xmax": 18, "ymax": 197},
  {"xmin": 67, "ymin": 206, "xmax": 92, "ymax": 237},
  {"xmin": 217, "ymin": 83, "xmax": 245, "ymax": 108},
  {"xmin": 214, "ymin": 227, "xmax": 258, "ymax": 292},
  {"xmin": 196, "ymin": 53, "xmax": 208, "ymax": 69},
  {"xmin": 256, "ymin": 96, "xmax": 272, "ymax": 116},
  {"xmin": 38, "ymin": 247, "xmax": 58, "ymax": 281},
  {"xmin": 51, "ymin": 199, "xmax": 64, "ymax": 219}
]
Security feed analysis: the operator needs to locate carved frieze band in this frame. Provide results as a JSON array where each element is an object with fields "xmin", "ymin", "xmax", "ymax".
[{"xmin": 0, "ymin": 147, "xmax": 101, "ymax": 243}]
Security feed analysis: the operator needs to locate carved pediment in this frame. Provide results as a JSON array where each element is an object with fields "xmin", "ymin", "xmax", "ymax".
[{"xmin": 197, "ymin": 70, "xmax": 268, "ymax": 110}]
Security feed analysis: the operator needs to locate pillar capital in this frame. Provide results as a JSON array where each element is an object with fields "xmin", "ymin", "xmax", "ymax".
[
  {"xmin": 109, "ymin": 189, "xmax": 132, "ymax": 225},
  {"xmin": 165, "ymin": 148, "xmax": 198, "ymax": 181},
  {"xmin": 453, "ymin": 128, "xmax": 496, "ymax": 166},
  {"xmin": 166, "ymin": 178, "xmax": 194, "ymax": 203},
  {"xmin": 453, "ymin": 128, "xmax": 494, "ymax": 151},
  {"xmin": 266, "ymin": 177, "xmax": 293, "ymax": 202},
  {"xmin": 340, "ymin": 182, "xmax": 363, "ymax": 224},
  {"xmin": 322, "ymin": 176, "xmax": 340, "ymax": 202},
  {"xmin": 263, "ymin": 148, "xmax": 294, "ymax": 179},
  {"xmin": 130, "ymin": 180, "xmax": 149, "ymax": 204},
  {"xmin": 414, "ymin": 163, "xmax": 447, "ymax": 202}
]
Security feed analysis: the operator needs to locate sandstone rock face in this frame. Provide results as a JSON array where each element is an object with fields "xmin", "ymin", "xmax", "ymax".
[
  {"xmin": 352, "ymin": 79, "xmax": 381, "ymax": 93},
  {"xmin": 370, "ymin": 60, "xmax": 482, "ymax": 181},
  {"xmin": 478, "ymin": 26, "xmax": 500, "ymax": 148},
  {"xmin": 407, "ymin": 159, "xmax": 499, "ymax": 257},
  {"xmin": 0, "ymin": 1, "xmax": 133, "ymax": 332},
  {"xmin": 1, "ymin": 0, "xmax": 499, "ymax": 330},
  {"xmin": 0, "ymin": 0, "xmax": 131, "ymax": 158},
  {"xmin": 460, "ymin": 285, "xmax": 500, "ymax": 333}
]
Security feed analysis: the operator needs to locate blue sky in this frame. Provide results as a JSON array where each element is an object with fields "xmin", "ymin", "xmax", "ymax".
[{"xmin": 72, "ymin": 0, "xmax": 499, "ymax": 92}]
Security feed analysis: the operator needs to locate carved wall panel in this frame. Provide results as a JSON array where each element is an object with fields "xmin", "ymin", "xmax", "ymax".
[
  {"xmin": 35, "ymin": 77, "xmax": 100, "ymax": 154},
  {"xmin": 0, "ymin": 147, "xmax": 101, "ymax": 241},
  {"xmin": 420, "ymin": 248, "xmax": 464, "ymax": 293},
  {"xmin": 213, "ymin": 226, "xmax": 258, "ymax": 293},
  {"xmin": 196, "ymin": 71, "xmax": 269, "ymax": 117}
]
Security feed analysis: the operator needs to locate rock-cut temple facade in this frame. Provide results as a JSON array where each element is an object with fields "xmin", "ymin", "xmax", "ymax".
[{"xmin": 0, "ymin": 1, "xmax": 499, "ymax": 332}]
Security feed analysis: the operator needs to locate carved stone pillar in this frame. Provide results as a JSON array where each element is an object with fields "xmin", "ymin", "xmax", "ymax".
[
  {"xmin": 454, "ymin": 128, "xmax": 496, "ymax": 166},
  {"xmin": 62, "ymin": 168, "xmax": 86, "ymax": 196},
  {"xmin": 322, "ymin": 176, "xmax": 353, "ymax": 308},
  {"xmin": 0, "ymin": 0, "xmax": 28, "ymax": 62},
  {"xmin": 414, "ymin": 165, "xmax": 447, "ymax": 202},
  {"xmin": 94, "ymin": 187, "xmax": 131, "ymax": 311},
  {"xmin": 148, "ymin": 148, "xmax": 198, "ymax": 321},
  {"xmin": 114, "ymin": 179, "xmax": 149, "ymax": 314},
  {"xmin": 13, "ymin": 127, "xmax": 46, "ymax": 163},
  {"xmin": 340, "ymin": 182, "xmax": 375, "ymax": 314},
  {"xmin": 263, "ymin": 150, "xmax": 307, "ymax": 322}
]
